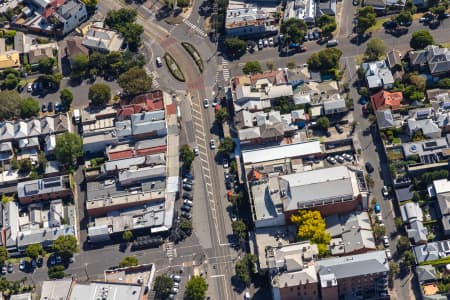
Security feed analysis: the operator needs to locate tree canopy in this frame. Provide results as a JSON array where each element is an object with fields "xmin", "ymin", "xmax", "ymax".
[
  {"xmin": 38, "ymin": 57, "xmax": 56, "ymax": 74},
  {"xmin": 60, "ymin": 88, "xmax": 73, "ymax": 109},
  {"xmin": 180, "ymin": 144, "xmax": 195, "ymax": 170},
  {"xmin": 224, "ymin": 37, "xmax": 247, "ymax": 57},
  {"xmin": 281, "ymin": 18, "xmax": 307, "ymax": 43},
  {"xmin": 117, "ymin": 67, "xmax": 152, "ymax": 96},
  {"xmin": 438, "ymin": 78, "xmax": 450, "ymax": 89},
  {"xmin": 219, "ymin": 137, "xmax": 235, "ymax": 155},
  {"xmin": 19, "ymin": 97, "xmax": 39, "ymax": 119},
  {"xmin": 355, "ymin": 6, "xmax": 376, "ymax": 34},
  {"xmin": 232, "ymin": 220, "xmax": 247, "ymax": 240},
  {"xmin": 365, "ymin": 38, "xmax": 386, "ymax": 61},
  {"xmin": 70, "ymin": 54, "xmax": 89, "ymax": 80},
  {"xmin": 122, "ymin": 230, "xmax": 133, "ymax": 242},
  {"xmin": 235, "ymin": 254, "xmax": 257, "ymax": 287},
  {"xmin": 242, "ymin": 61, "xmax": 263, "ymax": 75},
  {"xmin": 0, "ymin": 247, "xmax": 8, "ymax": 265},
  {"xmin": 52, "ymin": 235, "xmax": 78, "ymax": 259},
  {"xmin": 215, "ymin": 107, "xmax": 229, "ymax": 123},
  {"xmin": 409, "ymin": 74, "xmax": 426, "ymax": 91},
  {"xmin": 396, "ymin": 11, "xmax": 412, "ymax": 24},
  {"xmin": 153, "ymin": 275, "xmax": 174, "ymax": 300},
  {"xmin": 317, "ymin": 15, "xmax": 337, "ymax": 37},
  {"xmin": 291, "ymin": 210, "xmax": 331, "ymax": 256},
  {"xmin": 410, "ymin": 30, "xmax": 434, "ymax": 50},
  {"xmin": 185, "ymin": 276, "xmax": 208, "ymax": 300},
  {"xmin": 3, "ymin": 73, "xmax": 18, "ymax": 90},
  {"xmin": 89, "ymin": 83, "xmax": 111, "ymax": 107},
  {"xmin": 317, "ymin": 116, "xmax": 330, "ymax": 130},
  {"xmin": 55, "ymin": 132, "xmax": 83, "ymax": 168},
  {"xmin": 105, "ymin": 9, "xmax": 143, "ymax": 51},
  {"xmin": 119, "ymin": 256, "xmax": 139, "ymax": 267},
  {"xmin": 307, "ymin": 48, "xmax": 342, "ymax": 73},
  {"xmin": 25, "ymin": 244, "xmax": 44, "ymax": 259}
]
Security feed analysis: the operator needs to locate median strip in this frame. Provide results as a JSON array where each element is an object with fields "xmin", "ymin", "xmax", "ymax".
[
  {"xmin": 181, "ymin": 42, "xmax": 204, "ymax": 73},
  {"xmin": 163, "ymin": 52, "xmax": 186, "ymax": 82}
]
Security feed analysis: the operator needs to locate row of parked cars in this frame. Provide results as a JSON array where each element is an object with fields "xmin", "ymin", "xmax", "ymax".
[
  {"xmin": 166, "ymin": 273, "xmax": 182, "ymax": 298},
  {"xmin": 181, "ymin": 173, "xmax": 195, "ymax": 220},
  {"xmin": 326, "ymin": 153, "xmax": 354, "ymax": 165}
]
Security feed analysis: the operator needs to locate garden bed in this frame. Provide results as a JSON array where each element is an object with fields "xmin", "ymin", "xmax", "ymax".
[
  {"xmin": 181, "ymin": 42, "xmax": 204, "ymax": 73},
  {"xmin": 164, "ymin": 53, "xmax": 185, "ymax": 82}
]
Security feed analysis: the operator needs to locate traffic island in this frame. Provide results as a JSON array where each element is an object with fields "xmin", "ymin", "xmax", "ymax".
[
  {"xmin": 164, "ymin": 52, "xmax": 186, "ymax": 82},
  {"xmin": 181, "ymin": 42, "xmax": 204, "ymax": 73}
]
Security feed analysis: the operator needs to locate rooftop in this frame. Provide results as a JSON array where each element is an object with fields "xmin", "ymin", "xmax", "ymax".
[
  {"xmin": 69, "ymin": 282, "xmax": 143, "ymax": 300},
  {"xmin": 17, "ymin": 175, "xmax": 70, "ymax": 199},
  {"xmin": 40, "ymin": 279, "xmax": 73, "ymax": 300},
  {"xmin": 104, "ymin": 263, "xmax": 154, "ymax": 286}
]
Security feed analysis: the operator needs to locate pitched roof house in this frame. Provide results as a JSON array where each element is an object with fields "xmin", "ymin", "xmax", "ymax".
[
  {"xmin": 370, "ymin": 90, "xmax": 402, "ymax": 111},
  {"xmin": 409, "ymin": 45, "xmax": 450, "ymax": 76},
  {"xmin": 361, "ymin": 60, "xmax": 394, "ymax": 90}
]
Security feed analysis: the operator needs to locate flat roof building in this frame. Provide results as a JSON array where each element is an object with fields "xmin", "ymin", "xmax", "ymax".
[
  {"xmin": 69, "ymin": 281, "xmax": 143, "ymax": 300},
  {"xmin": 17, "ymin": 175, "xmax": 72, "ymax": 204},
  {"xmin": 40, "ymin": 279, "xmax": 73, "ymax": 300}
]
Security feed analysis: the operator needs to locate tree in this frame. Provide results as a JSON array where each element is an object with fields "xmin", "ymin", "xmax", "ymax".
[
  {"xmin": 48, "ymin": 265, "xmax": 65, "ymax": 279},
  {"xmin": 38, "ymin": 151, "xmax": 48, "ymax": 173},
  {"xmin": 121, "ymin": 23, "xmax": 144, "ymax": 51},
  {"xmin": 242, "ymin": 61, "xmax": 263, "ymax": 75},
  {"xmin": 81, "ymin": 0, "xmax": 98, "ymax": 12},
  {"xmin": 119, "ymin": 256, "xmax": 138, "ymax": 267},
  {"xmin": 55, "ymin": 132, "xmax": 83, "ymax": 168},
  {"xmin": 224, "ymin": 37, "xmax": 247, "ymax": 57},
  {"xmin": 60, "ymin": 89, "xmax": 73, "ymax": 109},
  {"xmin": 3, "ymin": 73, "xmax": 18, "ymax": 89},
  {"xmin": 38, "ymin": 57, "xmax": 55, "ymax": 74},
  {"xmin": 18, "ymin": 159, "xmax": 32, "ymax": 174},
  {"xmin": 438, "ymin": 78, "xmax": 450, "ymax": 89},
  {"xmin": 52, "ymin": 235, "xmax": 78, "ymax": 259},
  {"xmin": 281, "ymin": 18, "xmax": 307, "ymax": 43},
  {"xmin": 410, "ymin": 74, "xmax": 426, "ymax": 91},
  {"xmin": 365, "ymin": 38, "xmax": 386, "ymax": 60},
  {"xmin": 395, "ymin": 217, "xmax": 404, "ymax": 230},
  {"xmin": 356, "ymin": 6, "xmax": 376, "ymax": 34},
  {"xmin": 372, "ymin": 224, "xmax": 386, "ymax": 241},
  {"xmin": 153, "ymin": 275, "xmax": 174, "ymax": 300},
  {"xmin": 185, "ymin": 276, "xmax": 208, "ymax": 300},
  {"xmin": 307, "ymin": 48, "xmax": 342, "ymax": 73},
  {"xmin": 430, "ymin": 4, "xmax": 446, "ymax": 16},
  {"xmin": 389, "ymin": 261, "xmax": 400, "ymax": 277},
  {"xmin": 0, "ymin": 90, "xmax": 22, "ymax": 120},
  {"xmin": 88, "ymin": 83, "xmax": 111, "ymax": 107},
  {"xmin": 316, "ymin": 15, "xmax": 337, "ymax": 37},
  {"xmin": 232, "ymin": 220, "xmax": 247, "ymax": 240},
  {"xmin": 218, "ymin": 137, "xmax": 235, "ymax": 155},
  {"xmin": 316, "ymin": 116, "xmax": 330, "ymax": 130},
  {"xmin": 396, "ymin": 11, "xmax": 412, "ymax": 24},
  {"xmin": 235, "ymin": 254, "xmax": 257, "ymax": 287},
  {"xmin": 410, "ymin": 30, "xmax": 434, "ymax": 50},
  {"xmin": 122, "ymin": 230, "xmax": 133, "ymax": 242},
  {"xmin": 0, "ymin": 246, "xmax": 8, "ymax": 265},
  {"xmin": 89, "ymin": 51, "xmax": 107, "ymax": 73},
  {"xmin": 19, "ymin": 97, "xmax": 39, "ymax": 119},
  {"xmin": 215, "ymin": 107, "xmax": 228, "ymax": 123},
  {"xmin": 70, "ymin": 54, "xmax": 89, "ymax": 80},
  {"xmin": 181, "ymin": 219, "xmax": 192, "ymax": 234},
  {"xmin": 398, "ymin": 236, "xmax": 410, "ymax": 253},
  {"xmin": 291, "ymin": 210, "xmax": 331, "ymax": 256},
  {"xmin": 403, "ymin": 250, "xmax": 415, "ymax": 267},
  {"xmin": 180, "ymin": 144, "xmax": 195, "ymax": 170},
  {"xmin": 117, "ymin": 67, "xmax": 152, "ymax": 96},
  {"xmin": 25, "ymin": 244, "xmax": 44, "ymax": 259},
  {"xmin": 105, "ymin": 9, "xmax": 143, "ymax": 51},
  {"xmin": 286, "ymin": 61, "xmax": 296, "ymax": 69}
]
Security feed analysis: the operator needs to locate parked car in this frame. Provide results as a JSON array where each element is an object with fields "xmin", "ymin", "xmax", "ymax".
[
  {"xmin": 41, "ymin": 104, "xmax": 47, "ymax": 113},
  {"xmin": 47, "ymin": 102, "xmax": 54, "ymax": 112},
  {"xmin": 365, "ymin": 162, "xmax": 374, "ymax": 173},
  {"xmin": 19, "ymin": 260, "xmax": 25, "ymax": 271},
  {"xmin": 343, "ymin": 153, "xmax": 353, "ymax": 161},
  {"xmin": 327, "ymin": 156, "xmax": 337, "ymax": 164},
  {"xmin": 156, "ymin": 56, "xmax": 163, "ymax": 67},
  {"xmin": 245, "ymin": 292, "xmax": 251, "ymax": 300},
  {"xmin": 183, "ymin": 199, "xmax": 193, "ymax": 207},
  {"xmin": 385, "ymin": 249, "xmax": 392, "ymax": 260},
  {"xmin": 382, "ymin": 186, "xmax": 389, "ymax": 197},
  {"xmin": 182, "ymin": 178, "xmax": 193, "ymax": 185},
  {"xmin": 268, "ymin": 37, "xmax": 274, "ymax": 47},
  {"xmin": 326, "ymin": 39, "xmax": 338, "ymax": 47},
  {"xmin": 374, "ymin": 203, "xmax": 381, "ymax": 214},
  {"xmin": 37, "ymin": 257, "xmax": 43, "ymax": 267},
  {"xmin": 1, "ymin": 266, "xmax": 6, "ymax": 275},
  {"xmin": 193, "ymin": 147, "xmax": 199, "ymax": 156},
  {"xmin": 312, "ymin": 31, "xmax": 320, "ymax": 40},
  {"xmin": 263, "ymin": 38, "xmax": 269, "ymax": 47},
  {"xmin": 56, "ymin": 256, "xmax": 62, "ymax": 264},
  {"xmin": 169, "ymin": 274, "xmax": 181, "ymax": 282},
  {"xmin": 182, "ymin": 183, "xmax": 192, "ymax": 191},
  {"xmin": 203, "ymin": 98, "xmax": 209, "ymax": 108},
  {"xmin": 325, "ymin": 130, "xmax": 331, "ymax": 137},
  {"xmin": 258, "ymin": 39, "xmax": 263, "ymax": 49},
  {"xmin": 223, "ymin": 158, "xmax": 229, "ymax": 168},
  {"xmin": 209, "ymin": 139, "xmax": 216, "ymax": 149},
  {"xmin": 335, "ymin": 155, "xmax": 345, "ymax": 163},
  {"xmin": 182, "ymin": 192, "xmax": 193, "ymax": 201},
  {"xmin": 230, "ymin": 212, "xmax": 237, "ymax": 222},
  {"xmin": 181, "ymin": 211, "xmax": 192, "ymax": 219},
  {"xmin": 170, "ymin": 287, "xmax": 179, "ymax": 294},
  {"xmin": 27, "ymin": 83, "xmax": 33, "ymax": 92},
  {"xmin": 335, "ymin": 124, "xmax": 344, "ymax": 134},
  {"xmin": 181, "ymin": 204, "xmax": 191, "ymax": 212},
  {"xmin": 183, "ymin": 173, "xmax": 195, "ymax": 181},
  {"xmin": 173, "ymin": 282, "xmax": 180, "ymax": 289},
  {"xmin": 49, "ymin": 256, "xmax": 56, "ymax": 266},
  {"xmin": 383, "ymin": 236, "xmax": 390, "ymax": 247},
  {"xmin": 225, "ymin": 180, "xmax": 232, "ymax": 190},
  {"xmin": 7, "ymin": 263, "xmax": 13, "ymax": 273},
  {"xmin": 31, "ymin": 259, "xmax": 36, "ymax": 269}
]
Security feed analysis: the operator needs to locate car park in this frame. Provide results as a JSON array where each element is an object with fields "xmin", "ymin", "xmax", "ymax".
[
  {"xmin": 209, "ymin": 139, "xmax": 216, "ymax": 149},
  {"xmin": 203, "ymin": 98, "xmax": 209, "ymax": 108},
  {"xmin": 183, "ymin": 192, "xmax": 193, "ymax": 201},
  {"xmin": 365, "ymin": 162, "xmax": 374, "ymax": 173},
  {"xmin": 382, "ymin": 186, "xmax": 389, "ymax": 197},
  {"xmin": 383, "ymin": 236, "xmax": 390, "ymax": 247},
  {"xmin": 183, "ymin": 199, "xmax": 193, "ymax": 207},
  {"xmin": 181, "ymin": 211, "xmax": 192, "ymax": 219}
]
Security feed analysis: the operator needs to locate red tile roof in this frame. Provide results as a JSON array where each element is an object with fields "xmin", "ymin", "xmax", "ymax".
[
  {"xmin": 135, "ymin": 145, "xmax": 167, "ymax": 156},
  {"xmin": 116, "ymin": 104, "xmax": 143, "ymax": 120},
  {"xmin": 166, "ymin": 103, "xmax": 177, "ymax": 115},
  {"xmin": 131, "ymin": 91, "xmax": 164, "ymax": 112},
  {"xmin": 370, "ymin": 90, "xmax": 403, "ymax": 111},
  {"xmin": 108, "ymin": 150, "xmax": 134, "ymax": 161},
  {"xmin": 250, "ymin": 70, "xmax": 287, "ymax": 86}
]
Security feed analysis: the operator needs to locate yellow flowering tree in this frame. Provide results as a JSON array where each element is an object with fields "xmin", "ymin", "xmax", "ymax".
[{"xmin": 291, "ymin": 210, "xmax": 331, "ymax": 256}]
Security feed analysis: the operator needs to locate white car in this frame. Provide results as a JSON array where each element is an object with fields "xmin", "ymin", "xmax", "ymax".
[
  {"xmin": 193, "ymin": 147, "xmax": 199, "ymax": 156},
  {"xmin": 335, "ymin": 155, "xmax": 345, "ymax": 163},
  {"xmin": 170, "ymin": 287, "xmax": 179, "ymax": 294},
  {"xmin": 327, "ymin": 156, "xmax": 337, "ymax": 164},
  {"xmin": 258, "ymin": 39, "xmax": 263, "ymax": 49},
  {"xmin": 155, "ymin": 56, "xmax": 163, "ymax": 67},
  {"xmin": 383, "ymin": 236, "xmax": 390, "ymax": 247},
  {"xmin": 263, "ymin": 38, "xmax": 269, "ymax": 47},
  {"xmin": 19, "ymin": 260, "xmax": 25, "ymax": 271},
  {"xmin": 209, "ymin": 139, "xmax": 216, "ymax": 149},
  {"xmin": 223, "ymin": 158, "xmax": 229, "ymax": 169},
  {"xmin": 382, "ymin": 186, "xmax": 389, "ymax": 197},
  {"xmin": 203, "ymin": 98, "xmax": 209, "ymax": 108},
  {"xmin": 244, "ymin": 292, "xmax": 251, "ymax": 300},
  {"xmin": 268, "ymin": 37, "xmax": 274, "ymax": 47},
  {"xmin": 343, "ymin": 153, "xmax": 353, "ymax": 161},
  {"xmin": 27, "ymin": 83, "xmax": 33, "ymax": 92},
  {"xmin": 183, "ymin": 199, "xmax": 193, "ymax": 207},
  {"xmin": 385, "ymin": 249, "xmax": 392, "ymax": 260}
]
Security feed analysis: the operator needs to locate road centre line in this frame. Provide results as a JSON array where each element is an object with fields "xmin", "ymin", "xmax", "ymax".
[{"xmin": 209, "ymin": 274, "xmax": 226, "ymax": 278}]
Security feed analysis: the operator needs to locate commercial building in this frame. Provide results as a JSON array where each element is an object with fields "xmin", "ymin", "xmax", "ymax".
[
  {"xmin": 225, "ymin": 6, "xmax": 277, "ymax": 37},
  {"xmin": 17, "ymin": 175, "xmax": 72, "ymax": 204},
  {"xmin": 40, "ymin": 279, "xmax": 73, "ymax": 300},
  {"xmin": 69, "ymin": 281, "xmax": 144, "ymax": 300},
  {"xmin": 82, "ymin": 26, "xmax": 124, "ymax": 53}
]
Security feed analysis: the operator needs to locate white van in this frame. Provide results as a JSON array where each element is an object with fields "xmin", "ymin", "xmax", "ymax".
[
  {"xmin": 327, "ymin": 39, "xmax": 338, "ymax": 47},
  {"xmin": 73, "ymin": 109, "xmax": 81, "ymax": 124}
]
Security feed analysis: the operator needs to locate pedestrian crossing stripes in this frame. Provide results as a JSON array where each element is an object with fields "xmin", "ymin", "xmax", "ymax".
[
  {"xmin": 222, "ymin": 57, "xmax": 230, "ymax": 82},
  {"xmin": 166, "ymin": 242, "xmax": 177, "ymax": 257},
  {"xmin": 145, "ymin": 66, "xmax": 160, "ymax": 88},
  {"xmin": 183, "ymin": 19, "xmax": 208, "ymax": 38}
]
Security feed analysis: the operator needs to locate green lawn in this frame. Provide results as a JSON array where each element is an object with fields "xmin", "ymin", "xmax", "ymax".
[{"xmin": 367, "ymin": 17, "xmax": 390, "ymax": 32}]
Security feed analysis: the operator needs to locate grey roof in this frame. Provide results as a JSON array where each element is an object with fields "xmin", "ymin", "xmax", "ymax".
[
  {"xmin": 376, "ymin": 109, "xmax": 394, "ymax": 129},
  {"xmin": 402, "ymin": 138, "xmax": 448, "ymax": 159},
  {"xmin": 400, "ymin": 202, "xmax": 423, "ymax": 223},
  {"xmin": 134, "ymin": 137, "xmax": 167, "ymax": 149},
  {"xmin": 386, "ymin": 49, "xmax": 402, "ymax": 68},
  {"xmin": 407, "ymin": 119, "xmax": 441, "ymax": 137},
  {"xmin": 40, "ymin": 279, "xmax": 73, "ymax": 300},
  {"xmin": 409, "ymin": 45, "xmax": 450, "ymax": 75},
  {"xmin": 407, "ymin": 220, "xmax": 428, "ymax": 244},
  {"xmin": 317, "ymin": 250, "xmax": 389, "ymax": 279},
  {"xmin": 0, "ymin": 115, "xmax": 68, "ymax": 142},
  {"xmin": 87, "ymin": 225, "xmax": 110, "ymax": 237},
  {"xmin": 69, "ymin": 282, "xmax": 143, "ymax": 300},
  {"xmin": 17, "ymin": 226, "xmax": 75, "ymax": 248},
  {"xmin": 19, "ymin": 137, "xmax": 39, "ymax": 149},
  {"xmin": 56, "ymin": 0, "xmax": 83, "ymax": 21},
  {"xmin": 82, "ymin": 27, "xmax": 124, "ymax": 52},
  {"xmin": 10, "ymin": 293, "xmax": 31, "ymax": 300},
  {"xmin": 0, "ymin": 142, "xmax": 12, "ymax": 152},
  {"xmin": 132, "ymin": 120, "xmax": 166, "ymax": 136},
  {"xmin": 118, "ymin": 165, "xmax": 166, "ymax": 185},
  {"xmin": 361, "ymin": 60, "xmax": 394, "ymax": 89},
  {"xmin": 416, "ymin": 265, "xmax": 437, "ymax": 282},
  {"xmin": 45, "ymin": 161, "xmax": 61, "ymax": 175},
  {"xmin": 17, "ymin": 176, "xmax": 70, "ymax": 199},
  {"xmin": 323, "ymin": 98, "xmax": 346, "ymax": 112},
  {"xmin": 115, "ymin": 120, "xmax": 132, "ymax": 137},
  {"xmin": 130, "ymin": 111, "xmax": 166, "ymax": 136},
  {"xmin": 412, "ymin": 240, "xmax": 450, "ymax": 263},
  {"xmin": 280, "ymin": 166, "xmax": 356, "ymax": 211},
  {"xmin": 104, "ymin": 154, "xmax": 165, "ymax": 172}
]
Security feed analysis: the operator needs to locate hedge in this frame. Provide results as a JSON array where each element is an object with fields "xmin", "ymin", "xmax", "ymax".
[
  {"xmin": 163, "ymin": 53, "xmax": 185, "ymax": 82},
  {"xmin": 181, "ymin": 42, "xmax": 204, "ymax": 73}
]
